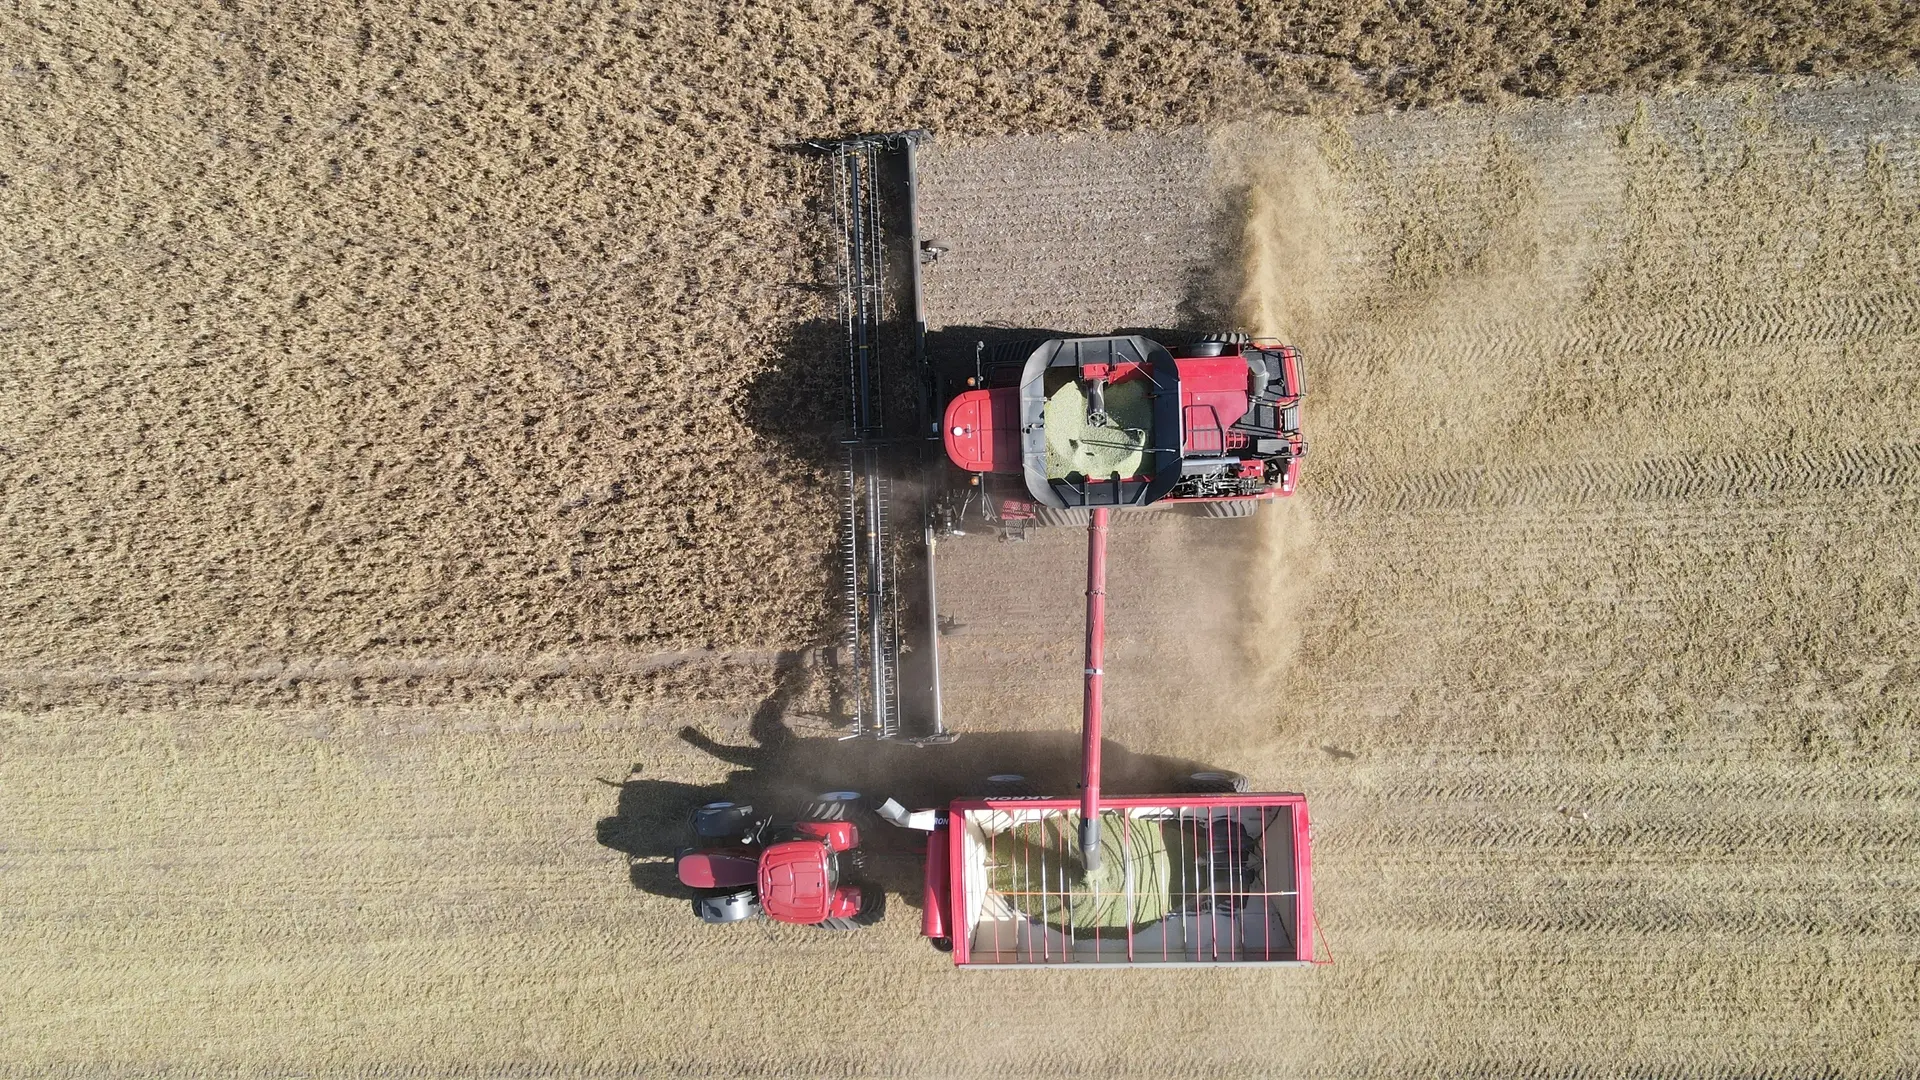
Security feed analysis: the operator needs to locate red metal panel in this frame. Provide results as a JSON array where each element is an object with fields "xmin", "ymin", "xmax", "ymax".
[
  {"xmin": 1176, "ymin": 355, "xmax": 1251, "ymax": 456},
  {"xmin": 1175, "ymin": 355, "xmax": 1248, "ymax": 393},
  {"xmin": 1081, "ymin": 509, "xmax": 1109, "ymax": 834},
  {"xmin": 757, "ymin": 840, "xmax": 833, "ymax": 924},
  {"xmin": 922, "ymin": 825, "xmax": 951, "ymax": 942},
  {"xmin": 949, "ymin": 814, "xmax": 969, "ymax": 966},
  {"xmin": 942, "ymin": 388, "xmax": 1021, "ymax": 474},
  {"xmin": 795, "ymin": 819, "xmax": 857, "ymax": 851},
  {"xmin": 1293, "ymin": 801, "xmax": 1317, "ymax": 964},
  {"xmin": 674, "ymin": 850, "xmax": 757, "ymax": 890}
]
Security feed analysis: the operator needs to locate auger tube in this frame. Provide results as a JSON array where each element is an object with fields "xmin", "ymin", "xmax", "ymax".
[{"xmin": 1080, "ymin": 506, "xmax": 1110, "ymax": 873}]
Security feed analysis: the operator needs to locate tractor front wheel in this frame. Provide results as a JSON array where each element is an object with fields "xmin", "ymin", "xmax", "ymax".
[{"xmin": 691, "ymin": 801, "xmax": 756, "ymax": 840}]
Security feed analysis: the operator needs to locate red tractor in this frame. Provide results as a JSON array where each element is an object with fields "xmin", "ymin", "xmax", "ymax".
[{"xmin": 674, "ymin": 792, "xmax": 883, "ymax": 930}]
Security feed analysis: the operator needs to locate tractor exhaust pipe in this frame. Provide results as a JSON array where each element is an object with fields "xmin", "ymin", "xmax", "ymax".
[{"xmin": 1080, "ymin": 506, "xmax": 1110, "ymax": 874}]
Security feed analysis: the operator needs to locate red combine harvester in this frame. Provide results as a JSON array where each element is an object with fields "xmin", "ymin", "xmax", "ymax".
[
  {"xmin": 943, "ymin": 333, "xmax": 1307, "ymax": 528},
  {"xmin": 665, "ymin": 133, "xmax": 1320, "ymax": 965}
]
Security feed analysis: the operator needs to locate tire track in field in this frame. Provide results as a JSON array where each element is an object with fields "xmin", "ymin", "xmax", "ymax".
[
  {"xmin": 1319, "ymin": 289, "xmax": 1920, "ymax": 356},
  {"xmin": 1315, "ymin": 443, "xmax": 1920, "ymax": 513}
]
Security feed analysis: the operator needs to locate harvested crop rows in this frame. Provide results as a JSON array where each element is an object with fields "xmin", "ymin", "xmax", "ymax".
[{"xmin": 919, "ymin": 83, "xmax": 1920, "ymax": 1076}]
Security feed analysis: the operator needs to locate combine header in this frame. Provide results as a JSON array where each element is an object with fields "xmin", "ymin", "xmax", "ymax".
[{"xmin": 812, "ymin": 131, "xmax": 945, "ymax": 742}]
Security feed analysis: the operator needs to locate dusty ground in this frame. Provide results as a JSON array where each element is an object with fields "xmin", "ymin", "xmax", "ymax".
[
  {"xmin": 4, "ymin": 1, "xmax": 1920, "ymax": 1077},
  {"xmin": 921, "ymin": 82, "xmax": 1920, "ymax": 1075}
]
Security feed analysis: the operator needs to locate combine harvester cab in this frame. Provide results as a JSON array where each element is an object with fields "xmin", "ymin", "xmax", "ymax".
[
  {"xmin": 943, "ymin": 334, "xmax": 1307, "ymax": 525},
  {"xmin": 919, "ymin": 792, "xmax": 1317, "ymax": 967}
]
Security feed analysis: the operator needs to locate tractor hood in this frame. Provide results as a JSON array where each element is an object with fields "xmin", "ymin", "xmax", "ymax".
[{"xmin": 758, "ymin": 839, "xmax": 836, "ymax": 924}]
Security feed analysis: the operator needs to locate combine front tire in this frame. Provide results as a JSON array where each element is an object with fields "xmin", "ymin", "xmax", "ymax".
[
  {"xmin": 1171, "ymin": 331, "xmax": 1251, "ymax": 358},
  {"xmin": 1183, "ymin": 770, "xmax": 1251, "ymax": 794}
]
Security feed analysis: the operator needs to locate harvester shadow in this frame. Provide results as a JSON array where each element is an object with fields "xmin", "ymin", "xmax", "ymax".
[
  {"xmin": 736, "ymin": 319, "xmax": 1245, "ymax": 477},
  {"xmin": 595, "ymin": 714, "xmax": 1226, "ymax": 913}
]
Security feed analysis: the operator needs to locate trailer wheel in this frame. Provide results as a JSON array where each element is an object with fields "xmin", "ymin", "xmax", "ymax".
[
  {"xmin": 1030, "ymin": 506, "xmax": 1090, "ymax": 528},
  {"xmin": 818, "ymin": 887, "xmax": 887, "ymax": 931},
  {"xmin": 1183, "ymin": 770, "xmax": 1251, "ymax": 794},
  {"xmin": 983, "ymin": 773, "xmax": 1036, "ymax": 797},
  {"xmin": 691, "ymin": 801, "xmax": 756, "ymax": 840},
  {"xmin": 929, "ymin": 935, "xmax": 954, "ymax": 953}
]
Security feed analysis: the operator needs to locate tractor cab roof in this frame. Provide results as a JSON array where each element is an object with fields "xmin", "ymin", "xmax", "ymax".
[{"xmin": 758, "ymin": 839, "xmax": 836, "ymax": 924}]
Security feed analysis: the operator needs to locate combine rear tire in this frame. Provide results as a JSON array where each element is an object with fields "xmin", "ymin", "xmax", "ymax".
[
  {"xmin": 1030, "ymin": 506, "xmax": 1090, "ymax": 528},
  {"xmin": 1183, "ymin": 770, "xmax": 1251, "ymax": 794},
  {"xmin": 1197, "ymin": 500, "xmax": 1259, "ymax": 519}
]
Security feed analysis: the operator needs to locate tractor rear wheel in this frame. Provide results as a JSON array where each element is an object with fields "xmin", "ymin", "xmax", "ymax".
[
  {"xmin": 691, "ymin": 888, "xmax": 760, "ymax": 924},
  {"xmin": 1183, "ymin": 770, "xmax": 1251, "ymax": 794},
  {"xmin": 803, "ymin": 791, "xmax": 867, "ymax": 822},
  {"xmin": 817, "ymin": 886, "xmax": 887, "ymax": 931}
]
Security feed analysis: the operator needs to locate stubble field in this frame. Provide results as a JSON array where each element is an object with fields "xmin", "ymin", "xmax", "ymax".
[{"xmin": 4, "ymin": 2, "xmax": 1920, "ymax": 1077}]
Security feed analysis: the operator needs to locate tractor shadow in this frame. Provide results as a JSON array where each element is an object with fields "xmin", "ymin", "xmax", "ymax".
[{"xmin": 595, "ymin": 705, "xmax": 1230, "ymax": 914}]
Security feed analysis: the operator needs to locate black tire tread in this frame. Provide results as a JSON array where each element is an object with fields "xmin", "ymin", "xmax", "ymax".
[
  {"xmin": 816, "ymin": 887, "xmax": 886, "ymax": 931},
  {"xmin": 1030, "ymin": 505, "xmax": 1090, "ymax": 528},
  {"xmin": 1197, "ymin": 500, "xmax": 1260, "ymax": 519},
  {"xmin": 1183, "ymin": 770, "xmax": 1252, "ymax": 794}
]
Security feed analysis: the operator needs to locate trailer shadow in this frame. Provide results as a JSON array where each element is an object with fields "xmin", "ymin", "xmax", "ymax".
[{"xmin": 594, "ymin": 713, "xmax": 1230, "ymax": 913}]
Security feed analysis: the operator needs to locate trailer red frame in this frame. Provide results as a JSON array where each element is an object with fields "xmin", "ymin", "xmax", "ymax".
[{"xmin": 927, "ymin": 793, "xmax": 1316, "ymax": 967}]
